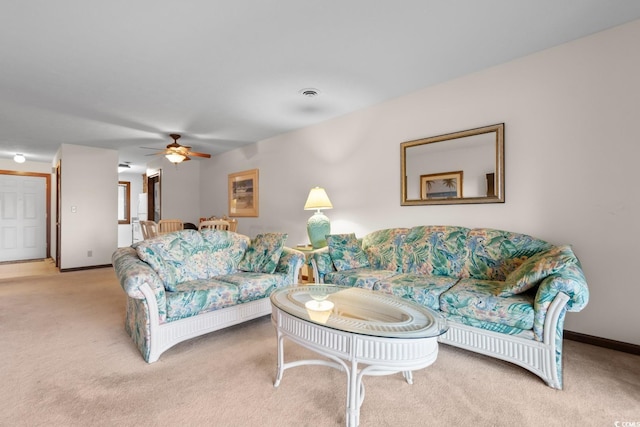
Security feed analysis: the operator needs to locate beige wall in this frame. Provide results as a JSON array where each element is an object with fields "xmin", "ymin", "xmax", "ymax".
[
  {"xmin": 57, "ymin": 144, "xmax": 118, "ymax": 269},
  {"xmin": 201, "ymin": 19, "xmax": 640, "ymax": 345},
  {"xmin": 146, "ymin": 156, "xmax": 202, "ymax": 226}
]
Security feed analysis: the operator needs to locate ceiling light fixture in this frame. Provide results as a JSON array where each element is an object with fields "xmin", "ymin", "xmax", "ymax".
[
  {"xmin": 118, "ymin": 163, "xmax": 131, "ymax": 173},
  {"xmin": 299, "ymin": 88, "xmax": 320, "ymax": 98},
  {"xmin": 166, "ymin": 152, "xmax": 186, "ymax": 164},
  {"xmin": 14, "ymin": 154, "xmax": 26, "ymax": 163}
]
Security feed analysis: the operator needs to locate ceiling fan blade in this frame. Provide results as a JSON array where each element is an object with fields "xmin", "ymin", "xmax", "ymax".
[{"xmin": 187, "ymin": 151, "xmax": 211, "ymax": 158}]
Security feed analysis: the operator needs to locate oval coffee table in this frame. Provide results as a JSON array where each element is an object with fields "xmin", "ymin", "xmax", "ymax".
[{"xmin": 270, "ymin": 285, "xmax": 448, "ymax": 427}]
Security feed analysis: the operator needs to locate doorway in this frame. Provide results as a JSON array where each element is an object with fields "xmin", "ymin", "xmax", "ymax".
[
  {"xmin": 147, "ymin": 171, "xmax": 161, "ymax": 221},
  {"xmin": 0, "ymin": 170, "xmax": 50, "ymax": 263}
]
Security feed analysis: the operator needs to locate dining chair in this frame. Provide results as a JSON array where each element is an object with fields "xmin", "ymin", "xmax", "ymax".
[
  {"xmin": 140, "ymin": 220, "xmax": 159, "ymax": 239},
  {"xmin": 158, "ymin": 219, "xmax": 184, "ymax": 234},
  {"xmin": 198, "ymin": 220, "xmax": 230, "ymax": 231},
  {"xmin": 225, "ymin": 218, "xmax": 238, "ymax": 232}
]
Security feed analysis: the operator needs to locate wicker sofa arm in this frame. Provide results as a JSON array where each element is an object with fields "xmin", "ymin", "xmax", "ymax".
[
  {"xmin": 275, "ymin": 247, "xmax": 306, "ymax": 283},
  {"xmin": 309, "ymin": 247, "xmax": 334, "ymax": 283},
  {"xmin": 533, "ymin": 263, "xmax": 589, "ymax": 341}
]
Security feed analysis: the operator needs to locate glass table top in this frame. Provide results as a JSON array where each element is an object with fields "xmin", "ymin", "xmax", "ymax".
[{"xmin": 270, "ymin": 285, "xmax": 448, "ymax": 339}]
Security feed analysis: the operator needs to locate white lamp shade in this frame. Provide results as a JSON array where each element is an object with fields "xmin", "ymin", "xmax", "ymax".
[{"xmin": 304, "ymin": 187, "xmax": 333, "ymax": 210}]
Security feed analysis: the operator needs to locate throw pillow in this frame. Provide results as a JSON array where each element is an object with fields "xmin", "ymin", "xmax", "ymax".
[
  {"xmin": 496, "ymin": 245, "xmax": 577, "ymax": 296},
  {"xmin": 327, "ymin": 233, "xmax": 370, "ymax": 271},
  {"xmin": 238, "ymin": 233, "xmax": 288, "ymax": 274}
]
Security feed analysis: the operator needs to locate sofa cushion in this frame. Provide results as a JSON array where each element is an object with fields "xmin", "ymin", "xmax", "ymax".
[
  {"xmin": 497, "ymin": 245, "xmax": 577, "ymax": 296},
  {"xmin": 165, "ymin": 279, "xmax": 240, "ymax": 320},
  {"xmin": 199, "ymin": 229, "xmax": 251, "ymax": 274},
  {"xmin": 461, "ymin": 228, "xmax": 553, "ymax": 281},
  {"xmin": 401, "ymin": 226, "xmax": 469, "ymax": 277},
  {"xmin": 327, "ymin": 233, "xmax": 370, "ymax": 271},
  {"xmin": 324, "ymin": 268, "xmax": 398, "ymax": 290},
  {"xmin": 217, "ymin": 272, "xmax": 288, "ymax": 303},
  {"xmin": 136, "ymin": 230, "xmax": 215, "ymax": 291},
  {"xmin": 440, "ymin": 278, "xmax": 535, "ymax": 330},
  {"xmin": 238, "ymin": 233, "xmax": 288, "ymax": 274},
  {"xmin": 373, "ymin": 274, "xmax": 459, "ymax": 311},
  {"xmin": 362, "ymin": 228, "xmax": 409, "ymax": 272}
]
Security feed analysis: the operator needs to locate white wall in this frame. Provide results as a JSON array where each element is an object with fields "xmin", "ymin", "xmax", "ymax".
[
  {"xmin": 146, "ymin": 157, "xmax": 202, "ymax": 226},
  {"xmin": 58, "ymin": 144, "xmax": 118, "ymax": 269},
  {"xmin": 0, "ymin": 159, "xmax": 52, "ymax": 174},
  {"xmin": 201, "ymin": 19, "xmax": 640, "ymax": 345}
]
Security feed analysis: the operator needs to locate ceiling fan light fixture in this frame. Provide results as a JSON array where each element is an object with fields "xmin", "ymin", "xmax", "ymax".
[{"xmin": 166, "ymin": 152, "xmax": 186, "ymax": 164}]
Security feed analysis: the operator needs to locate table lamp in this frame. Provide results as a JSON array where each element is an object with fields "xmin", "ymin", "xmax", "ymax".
[{"xmin": 304, "ymin": 187, "xmax": 333, "ymax": 249}]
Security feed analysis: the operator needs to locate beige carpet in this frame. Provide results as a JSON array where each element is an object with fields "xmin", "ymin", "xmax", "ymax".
[{"xmin": 0, "ymin": 268, "xmax": 638, "ymax": 427}]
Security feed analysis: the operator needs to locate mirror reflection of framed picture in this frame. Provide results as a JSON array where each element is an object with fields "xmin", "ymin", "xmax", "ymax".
[
  {"xmin": 420, "ymin": 171, "xmax": 463, "ymax": 200},
  {"xmin": 228, "ymin": 169, "xmax": 259, "ymax": 217}
]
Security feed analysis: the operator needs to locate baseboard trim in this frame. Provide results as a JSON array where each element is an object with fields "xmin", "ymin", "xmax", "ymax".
[
  {"xmin": 565, "ymin": 330, "xmax": 640, "ymax": 356},
  {"xmin": 60, "ymin": 264, "xmax": 112, "ymax": 272}
]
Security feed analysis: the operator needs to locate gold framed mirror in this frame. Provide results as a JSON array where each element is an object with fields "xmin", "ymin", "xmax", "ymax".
[{"xmin": 401, "ymin": 123, "xmax": 504, "ymax": 205}]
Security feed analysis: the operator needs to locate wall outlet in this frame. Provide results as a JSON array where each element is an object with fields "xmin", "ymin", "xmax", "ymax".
[{"xmin": 87, "ymin": 250, "xmax": 92, "ymax": 257}]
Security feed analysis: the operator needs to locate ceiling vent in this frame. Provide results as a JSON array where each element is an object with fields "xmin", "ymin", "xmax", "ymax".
[{"xmin": 299, "ymin": 88, "xmax": 320, "ymax": 98}]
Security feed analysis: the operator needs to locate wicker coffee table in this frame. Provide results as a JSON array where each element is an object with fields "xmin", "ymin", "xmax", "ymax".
[{"xmin": 270, "ymin": 285, "xmax": 448, "ymax": 427}]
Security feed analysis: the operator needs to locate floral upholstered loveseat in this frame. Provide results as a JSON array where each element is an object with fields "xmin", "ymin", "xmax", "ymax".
[
  {"xmin": 112, "ymin": 229, "xmax": 305, "ymax": 363},
  {"xmin": 310, "ymin": 226, "xmax": 589, "ymax": 389}
]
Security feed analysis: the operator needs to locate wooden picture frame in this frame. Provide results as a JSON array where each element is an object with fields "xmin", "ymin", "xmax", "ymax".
[
  {"xmin": 228, "ymin": 169, "xmax": 259, "ymax": 217},
  {"xmin": 420, "ymin": 171, "xmax": 463, "ymax": 200}
]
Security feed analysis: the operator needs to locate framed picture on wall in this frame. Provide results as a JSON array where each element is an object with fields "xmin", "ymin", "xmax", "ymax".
[
  {"xmin": 420, "ymin": 171, "xmax": 463, "ymax": 200},
  {"xmin": 228, "ymin": 169, "xmax": 259, "ymax": 217}
]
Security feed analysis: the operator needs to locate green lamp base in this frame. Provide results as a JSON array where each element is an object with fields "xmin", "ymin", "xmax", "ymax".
[{"xmin": 307, "ymin": 211, "xmax": 330, "ymax": 249}]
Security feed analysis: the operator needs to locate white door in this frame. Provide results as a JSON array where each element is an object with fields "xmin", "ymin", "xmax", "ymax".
[{"xmin": 0, "ymin": 174, "xmax": 47, "ymax": 262}]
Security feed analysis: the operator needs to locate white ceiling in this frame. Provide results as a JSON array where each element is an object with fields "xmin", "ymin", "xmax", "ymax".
[{"xmin": 2, "ymin": 1, "xmax": 640, "ymax": 172}]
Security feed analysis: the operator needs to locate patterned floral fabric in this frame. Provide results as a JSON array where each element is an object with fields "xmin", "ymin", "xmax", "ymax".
[
  {"xmin": 166, "ymin": 279, "xmax": 239, "ymax": 320},
  {"xmin": 440, "ymin": 278, "xmax": 535, "ymax": 330},
  {"xmin": 362, "ymin": 228, "xmax": 409, "ymax": 272},
  {"xmin": 326, "ymin": 233, "xmax": 370, "ymax": 271},
  {"xmin": 324, "ymin": 268, "xmax": 398, "ymax": 290},
  {"xmin": 498, "ymin": 245, "xmax": 578, "ymax": 296},
  {"xmin": 461, "ymin": 228, "xmax": 552, "ymax": 280},
  {"xmin": 310, "ymin": 247, "xmax": 334, "ymax": 281},
  {"xmin": 135, "ymin": 230, "xmax": 250, "ymax": 291},
  {"xmin": 401, "ymin": 226, "xmax": 469, "ymax": 277},
  {"xmin": 533, "ymin": 263, "xmax": 589, "ymax": 341},
  {"xmin": 200, "ymin": 230, "xmax": 251, "ymax": 274},
  {"xmin": 216, "ymin": 272, "xmax": 288, "ymax": 303},
  {"xmin": 125, "ymin": 297, "xmax": 152, "ymax": 361},
  {"xmin": 113, "ymin": 247, "xmax": 168, "ymax": 321},
  {"xmin": 373, "ymin": 274, "xmax": 459, "ymax": 310},
  {"xmin": 238, "ymin": 233, "xmax": 288, "ymax": 274}
]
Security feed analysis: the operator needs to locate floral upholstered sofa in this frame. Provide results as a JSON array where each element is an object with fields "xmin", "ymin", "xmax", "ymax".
[
  {"xmin": 112, "ymin": 229, "xmax": 304, "ymax": 363},
  {"xmin": 310, "ymin": 226, "xmax": 589, "ymax": 389}
]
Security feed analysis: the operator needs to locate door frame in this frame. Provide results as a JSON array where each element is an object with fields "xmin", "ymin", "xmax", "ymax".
[
  {"xmin": 0, "ymin": 169, "xmax": 52, "ymax": 260},
  {"xmin": 147, "ymin": 171, "xmax": 161, "ymax": 221}
]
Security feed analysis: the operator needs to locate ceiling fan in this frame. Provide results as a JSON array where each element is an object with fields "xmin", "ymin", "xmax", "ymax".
[{"xmin": 146, "ymin": 134, "xmax": 212, "ymax": 164}]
